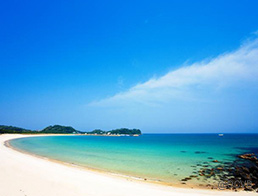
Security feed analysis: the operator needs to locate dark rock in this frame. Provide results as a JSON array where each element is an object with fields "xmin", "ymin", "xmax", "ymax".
[
  {"xmin": 189, "ymin": 175, "xmax": 197, "ymax": 178},
  {"xmin": 242, "ymin": 167, "xmax": 250, "ymax": 173},
  {"xmin": 238, "ymin": 153, "xmax": 257, "ymax": 162},
  {"xmin": 244, "ymin": 187, "xmax": 253, "ymax": 191},
  {"xmin": 195, "ymin": 151, "xmax": 206, "ymax": 154}
]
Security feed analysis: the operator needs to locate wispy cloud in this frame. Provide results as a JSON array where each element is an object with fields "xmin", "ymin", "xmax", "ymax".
[{"xmin": 89, "ymin": 38, "xmax": 258, "ymax": 107}]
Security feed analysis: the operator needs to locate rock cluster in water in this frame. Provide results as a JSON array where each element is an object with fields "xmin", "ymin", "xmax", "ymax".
[{"xmin": 179, "ymin": 152, "xmax": 258, "ymax": 192}]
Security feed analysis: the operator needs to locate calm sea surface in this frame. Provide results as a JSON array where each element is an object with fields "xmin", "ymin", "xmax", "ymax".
[{"xmin": 9, "ymin": 134, "xmax": 258, "ymax": 186}]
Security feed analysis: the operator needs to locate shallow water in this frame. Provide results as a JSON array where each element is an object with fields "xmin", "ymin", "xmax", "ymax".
[{"xmin": 10, "ymin": 134, "xmax": 258, "ymax": 186}]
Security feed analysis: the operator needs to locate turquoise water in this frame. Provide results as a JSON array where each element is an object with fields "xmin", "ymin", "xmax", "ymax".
[{"xmin": 9, "ymin": 134, "xmax": 258, "ymax": 186}]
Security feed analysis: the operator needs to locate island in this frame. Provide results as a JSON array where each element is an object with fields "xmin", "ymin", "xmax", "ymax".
[
  {"xmin": 85, "ymin": 128, "xmax": 141, "ymax": 136},
  {"xmin": 40, "ymin": 125, "xmax": 82, "ymax": 134},
  {"xmin": 0, "ymin": 125, "xmax": 141, "ymax": 136}
]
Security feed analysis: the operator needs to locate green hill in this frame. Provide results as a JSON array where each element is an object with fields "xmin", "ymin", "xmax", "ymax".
[
  {"xmin": 0, "ymin": 125, "xmax": 82, "ymax": 134},
  {"xmin": 40, "ymin": 125, "xmax": 82, "ymax": 134},
  {"xmin": 0, "ymin": 125, "xmax": 34, "ymax": 134},
  {"xmin": 108, "ymin": 128, "xmax": 141, "ymax": 135}
]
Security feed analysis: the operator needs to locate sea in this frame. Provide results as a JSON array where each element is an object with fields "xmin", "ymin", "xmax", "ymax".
[{"xmin": 9, "ymin": 134, "xmax": 258, "ymax": 187}]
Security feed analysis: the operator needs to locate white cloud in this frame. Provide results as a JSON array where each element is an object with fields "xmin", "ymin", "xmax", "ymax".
[{"xmin": 89, "ymin": 38, "xmax": 258, "ymax": 107}]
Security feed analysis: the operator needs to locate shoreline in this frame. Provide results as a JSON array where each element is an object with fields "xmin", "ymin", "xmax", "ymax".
[
  {"xmin": 5, "ymin": 135, "xmax": 190, "ymax": 189},
  {"xmin": 0, "ymin": 134, "xmax": 256, "ymax": 196}
]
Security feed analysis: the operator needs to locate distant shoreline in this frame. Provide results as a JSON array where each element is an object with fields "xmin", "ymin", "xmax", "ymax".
[{"xmin": 0, "ymin": 125, "xmax": 142, "ymax": 136}]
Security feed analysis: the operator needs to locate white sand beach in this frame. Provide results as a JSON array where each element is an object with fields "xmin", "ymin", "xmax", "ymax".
[{"xmin": 0, "ymin": 134, "xmax": 256, "ymax": 196}]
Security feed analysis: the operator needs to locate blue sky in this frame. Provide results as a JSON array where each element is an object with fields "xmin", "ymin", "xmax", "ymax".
[{"xmin": 1, "ymin": 0, "xmax": 258, "ymax": 133}]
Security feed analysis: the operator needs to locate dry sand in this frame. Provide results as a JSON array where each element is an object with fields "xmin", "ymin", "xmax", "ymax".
[{"xmin": 0, "ymin": 134, "xmax": 256, "ymax": 196}]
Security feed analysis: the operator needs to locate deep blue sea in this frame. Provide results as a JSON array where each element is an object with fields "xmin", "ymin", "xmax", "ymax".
[{"xmin": 9, "ymin": 134, "xmax": 258, "ymax": 186}]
